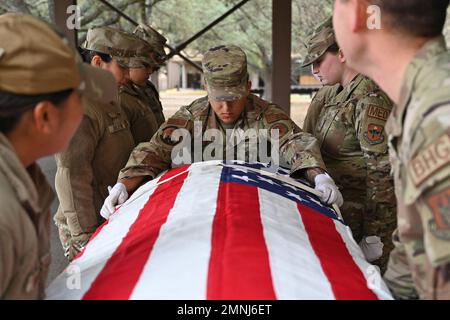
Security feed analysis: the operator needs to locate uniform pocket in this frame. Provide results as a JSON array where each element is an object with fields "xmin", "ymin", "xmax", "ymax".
[{"xmin": 107, "ymin": 112, "xmax": 129, "ymax": 134}]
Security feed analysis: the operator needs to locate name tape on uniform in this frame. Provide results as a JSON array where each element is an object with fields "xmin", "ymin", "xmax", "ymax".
[
  {"xmin": 367, "ymin": 105, "xmax": 390, "ymax": 122},
  {"xmin": 410, "ymin": 132, "xmax": 450, "ymax": 186}
]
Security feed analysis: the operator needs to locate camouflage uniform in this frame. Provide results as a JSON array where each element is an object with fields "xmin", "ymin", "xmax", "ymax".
[
  {"xmin": 301, "ymin": 17, "xmax": 397, "ymax": 272},
  {"xmin": 383, "ymin": 36, "xmax": 450, "ymax": 299},
  {"xmin": 54, "ymin": 96, "xmax": 134, "ymax": 260},
  {"xmin": 0, "ymin": 14, "xmax": 114, "ymax": 298},
  {"xmin": 54, "ymin": 27, "xmax": 140, "ymax": 261},
  {"xmin": 135, "ymin": 81, "xmax": 165, "ymax": 125},
  {"xmin": 119, "ymin": 81, "xmax": 165, "ymax": 145},
  {"xmin": 303, "ymin": 84, "xmax": 341, "ymax": 134},
  {"xmin": 119, "ymin": 45, "xmax": 326, "ymax": 182},
  {"xmin": 314, "ymin": 75, "xmax": 397, "ymax": 271},
  {"xmin": 133, "ymin": 23, "xmax": 168, "ymax": 66},
  {"xmin": 300, "ymin": 18, "xmax": 342, "ymax": 138},
  {"xmin": 119, "ymin": 93, "xmax": 326, "ymax": 181},
  {"xmin": 119, "ymin": 23, "xmax": 167, "ymax": 144},
  {"xmin": 0, "ymin": 134, "xmax": 53, "ymax": 299}
]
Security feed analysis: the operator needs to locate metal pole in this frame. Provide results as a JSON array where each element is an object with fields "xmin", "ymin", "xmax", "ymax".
[
  {"xmin": 272, "ymin": 0, "xmax": 292, "ymax": 115},
  {"xmin": 54, "ymin": 0, "xmax": 78, "ymax": 47}
]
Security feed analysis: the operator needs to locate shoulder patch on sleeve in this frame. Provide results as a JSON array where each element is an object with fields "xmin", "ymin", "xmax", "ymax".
[
  {"xmin": 269, "ymin": 123, "xmax": 289, "ymax": 138},
  {"xmin": 409, "ymin": 132, "xmax": 450, "ymax": 187},
  {"xmin": 265, "ymin": 112, "xmax": 290, "ymax": 124},
  {"xmin": 426, "ymin": 187, "xmax": 450, "ymax": 240},
  {"xmin": 160, "ymin": 126, "xmax": 183, "ymax": 146},
  {"xmin": 166, "ymin": 118, "xmax": 188, "ymax": 127},
  {"xmin": 367, "ymin": 105, "xmax": 390, "ymax": 121},
  {"xmin": 364, "ymin": 123, "xmax": 385, "ymax": 145},
  {"xmin": 358, "ymin": 96, "xmax": 392, "ymax": 153}
]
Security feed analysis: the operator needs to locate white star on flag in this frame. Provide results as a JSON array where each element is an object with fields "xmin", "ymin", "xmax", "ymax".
[{"xmin": 232, "ymin": 175, "xmax": 254, "ymax": 183}]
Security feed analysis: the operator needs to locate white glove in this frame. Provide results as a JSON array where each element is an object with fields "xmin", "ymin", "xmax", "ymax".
[
  {"xmin": 314, "ymin": 173, "xmax": 344, "ymax": 207},
  {"xmin": 100, "ymin": 183, "xmax": 128, "ymax": 220},
  {"xmin": 359, "ymin": 236, "xmax": 384, "ymax": 262}
]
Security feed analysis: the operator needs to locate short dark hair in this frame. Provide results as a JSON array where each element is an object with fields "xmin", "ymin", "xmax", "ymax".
[
  {"xmin": 370, "ymin": 0, "xmax": 449, "ymax": 37},
  {"xmin": 78, "ymin": 47, "xmax": 112, "ymax": 64},
  {"xmin": 326, "ymin": 42, "xmax": 340, "ymax": 54},
  {"xmin": 0, "ymin": 89, "xmax": 73, "ymax": 134}
]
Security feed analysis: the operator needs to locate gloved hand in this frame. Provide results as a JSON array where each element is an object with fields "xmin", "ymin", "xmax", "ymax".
[
  {"xmin": 100, "ymin": 183, "xmax": 128, "ymax": 220},
  {"xmin": 314, "ymin": 173, "xmax": 344, "ymax": 207},
  {"xmin": 359, "ymin": 236, "xmax": 384, "ymax": 262},
  {"xmin": 66, "ymin": 232, "xmax": 93, "ymax": 261}
]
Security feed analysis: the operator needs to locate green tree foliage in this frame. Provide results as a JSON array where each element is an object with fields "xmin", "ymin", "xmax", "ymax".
[
  {"xmin": 149, "ymin": 0, "xmax": 332, "ymax": 94},
  {"xmin": 0, "ymin": 0, "xmax": 333, "ymax": 95}
]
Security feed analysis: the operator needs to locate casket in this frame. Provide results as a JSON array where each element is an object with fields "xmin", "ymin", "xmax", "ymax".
[{"xmin": 46, "ymin": 161, "xmax": 393, "ymax": 300}]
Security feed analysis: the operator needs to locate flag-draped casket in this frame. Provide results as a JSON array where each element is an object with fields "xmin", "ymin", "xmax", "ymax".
[{"xmin": 46, "ymin": 161, "xmax": 393, "ymax": 300}]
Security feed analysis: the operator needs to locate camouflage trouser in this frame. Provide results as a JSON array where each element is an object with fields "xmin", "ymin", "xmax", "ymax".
[
  {"xmin": 340, "ymin": 200, "xmax": 364, "ymax": 243},
  {"xmin": 56, "ymin": 223, "xmax": 92, "ymax": 262},
  {"xmin": 371, "ymin": 213, "xmax": 396, "ymax": 274},
  {"xmin": 341, "ymin": 201, "xmax": 396, "ymax": 274},
  {"xmin": 383, "ymin": 229, "xmax": 419, "ymax": 299},
  {"xmin": 372, "ymin": 232, "xmax": 395, "ymax": 275}
]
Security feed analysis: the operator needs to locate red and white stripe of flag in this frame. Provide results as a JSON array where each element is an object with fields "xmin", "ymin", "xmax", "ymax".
[{"xmin": 46, "ymin": 162, "xmax": 393, "ymax": 300}]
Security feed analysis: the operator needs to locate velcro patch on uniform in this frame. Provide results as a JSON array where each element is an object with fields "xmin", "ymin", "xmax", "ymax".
[
  {"xmin": 269, "ymin": 123, "xmax": 289, "ymax": 138},
  {"xmin": 166, "ymin": 118, "xmax": 188, "ymax": 127},
  {"xmin": 427, "ymin": 188, "xmax": 450, "ymax": 240},
  {"xmin": 367, "ymin": 105, "xmax": 390, "ymax": 121},
  {"xmin": 410, "ymin": 133, "xmax": 450, "ymax": 186},
  {"xmin": 161, "ymin": 126, "xmax": 183, "ymax": 146},
  {"xmin": 265, "ymin": 113, "xmax": 290, "ymax": 124},
  {"xmin": 108, "ymin": 121, "xmax": 128, "ymax": 133},
  {"xmin": 364, "ymin": 124, "xmax": 385, "ymax": 145}
]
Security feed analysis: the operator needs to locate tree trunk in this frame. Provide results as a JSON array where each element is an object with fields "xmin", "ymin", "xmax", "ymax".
[
  {"xmin": 48, "ymin": 0, "xmax": 55, "ymax": 22},
  {"xmin": 260, "ymin": 68, "xmax": 273, "ymax": 102},
  {"xmin": 138, "ymin": 0, "xmax": 146, "ymax": 23},
  {"xmin": 146, "ymin": 0, "xmax": 153, "ymax": 21}
]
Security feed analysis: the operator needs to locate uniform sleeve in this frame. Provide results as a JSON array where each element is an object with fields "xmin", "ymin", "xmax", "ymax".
[
  {"xmin": 0, "ymin": 227, "xmax": 13, "ymax": 298},
  {"xmin": 403, "ymin": 103, "xmax": 450, "ymax": 298},
  {"xmin": 118, "ymin": 107, "xmax": 194, "ymax": 181},
  {"xmin": 262, "ymin": 105, "xmax": 326, "ymax": 174},
  {"xmin": 303, "ymin": 92, "xmax": 326, "ymax": 134},
  {"xmin": 55, "ymin": 115, "xmax": 100, "ymax": 240},
  {"xmin": 355, "ymin": 94, "xmax": 397, "ymax": 239}
]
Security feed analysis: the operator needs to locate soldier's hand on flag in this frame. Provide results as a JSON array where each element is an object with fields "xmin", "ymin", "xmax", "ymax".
[
  {"xmin": 100, "ymin": 183, "xmax": 129, "ymax": 220},
  {"xmin": 314, "ymin": 173, "xmax": 344, "ymax": 207}
]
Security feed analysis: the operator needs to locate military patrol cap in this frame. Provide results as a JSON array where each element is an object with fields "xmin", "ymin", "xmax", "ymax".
[
  {"xmin": 122, "ymin": 45, "xmax": 156, "ymax": 69},
  {"xmin": 0, "ymin": 13, "xmax": 118, "ymax": 112},
  {"xmin": 202, "ymin": 45, "xmax": 249, "ymax": 101},
  {"xmin": 133, "ymin": 23, "xmax": 167, "ymax": 65},
  {"xmin": 301, "ymin": 16, "xmax": 337, "ymax": 68},
  {"xmin": 81, "ymin": 27, "xmax": 153, "ymax": 68}
]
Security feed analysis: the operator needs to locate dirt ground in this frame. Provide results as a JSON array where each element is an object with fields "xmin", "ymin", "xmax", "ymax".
[{"xmin": 160, "ymin": 89, "xmax": 311, "ymax": 127}]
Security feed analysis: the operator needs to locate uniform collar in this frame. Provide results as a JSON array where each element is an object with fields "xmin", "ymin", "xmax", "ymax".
[
  {"xmin": 206, "ymin": 94, "xmax": 261, "ymax": 131},
  {"xmin": 327, "ymin": 74, "xmax": 365, "ymax": 106},
  {"xmin": 119, "ymin": 82, "xmax": 139, "ymax": 97},
  {"xmin": 389, "ymin": 36, "xmax": 447, "ymax": 135}
]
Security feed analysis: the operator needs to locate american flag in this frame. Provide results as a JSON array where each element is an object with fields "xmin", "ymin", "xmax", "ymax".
[{"xmin": 46, "ymin": 161, "xmax": 393, "ymax": 300}]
